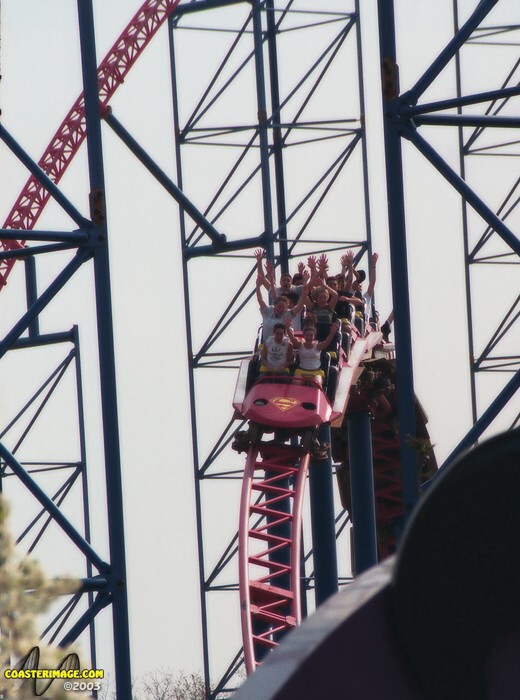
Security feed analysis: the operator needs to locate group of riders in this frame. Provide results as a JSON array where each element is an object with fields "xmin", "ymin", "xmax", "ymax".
[{"xmin": 254, "ymin": 248, "xmax": 389, "ymax": 382}]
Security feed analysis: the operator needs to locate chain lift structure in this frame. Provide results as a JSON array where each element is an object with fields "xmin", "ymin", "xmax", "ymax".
[{"xmin": 0, "ymin": 0, "xmax": 518, "ymax": 699}]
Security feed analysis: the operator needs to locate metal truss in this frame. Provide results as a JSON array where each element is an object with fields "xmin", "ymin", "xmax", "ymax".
[
  {"xmin": 452, "ymin": 1, "xmax": 520, "ymax": 432},
  {"xmin": 0, "ymin": 2, "xmax": 132, "ymax": 697},
  {"xmin": 376, "ymin": 0, "xmax": 520, "ymax": 503},
  {"xmin": 169, "ymin": 0, "xmax": 371, "ymax": 696},
  {"xmin": 0, "ymin": 330, "xmax": 97, "ymax": 656}
]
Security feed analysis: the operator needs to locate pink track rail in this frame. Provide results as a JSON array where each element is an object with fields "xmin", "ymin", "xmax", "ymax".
[
  {"xmin": 239, "ymin": 443, "xmax": 310, "ymax": 674},
  {"xmin": 237, "ymin": 334, "xmax": 383, "ymax": 673},
  {"xmin": 0, "ymin": 0, "xmax": 182, "ymax": 287}
]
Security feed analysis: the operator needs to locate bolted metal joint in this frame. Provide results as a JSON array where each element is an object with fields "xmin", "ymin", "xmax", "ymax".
[
  {"xmin": 89, "ymin": 188, "xmax": 106, "ymax": 227},
  {"xmin": 381, "ymin": 57, "xmax": 400, "ymax": 101}
]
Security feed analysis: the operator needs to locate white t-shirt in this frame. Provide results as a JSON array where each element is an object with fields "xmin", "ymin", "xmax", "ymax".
[
  {"xmin": 264, "ymin": 336, "xmax": 291, "ymax": 370},
  {"xmin": 261, "ymin": 307, "xmax": 293, "ymax": 341}
]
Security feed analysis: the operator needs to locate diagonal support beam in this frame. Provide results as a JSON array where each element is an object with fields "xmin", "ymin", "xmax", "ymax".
[
  {"xmin": 0, "ymin": 442, "xmax": 109, "ymax": 573},
  {"xmin": 104, "ymin": 111, "xmax": 227, "ymax": 247},
  {"xmin": 404, "ymin": 126, "xmax": 520, "ymax": 256},
  {"xmin": 403, "ymin": 0, "xmax": 500, "ymax": 105}
]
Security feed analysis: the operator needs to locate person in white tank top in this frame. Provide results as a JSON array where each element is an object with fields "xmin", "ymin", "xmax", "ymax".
[{"xmin": 287, "ymin": 321, "xmax": 339, "ymax": 382}]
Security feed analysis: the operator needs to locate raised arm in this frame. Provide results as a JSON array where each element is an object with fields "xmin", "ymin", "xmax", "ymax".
[
  {"xmin": 340, "ymin": 293, "xmax": 364, "ymax": 308},
  {"xmin": 256, "ymin": 275, "xmax": 268, "ymax": 311},
  {"xmin": 306, "ymin": 256, "xmax": 320, "ymax": 293},
  {"xmin": 285, "ymin": 318, "xmax": 302, "ymax": 349},
  {"xmin": 341, "ymin": 250, "xmax": 355, "ymax": 292},
  {"xmin": 254, "ymin": 248, "xmax": 271, "ymax": 292},
  {"xmin": 265, "ymin": 258, "xmax": 277, "ymax": 290},
  {"xmin": 316, "ymin": 321, "xmax": 340, "ymax": 351},
  {"xmin": 290, "ymin": 288, "xmax": 307, "ymax": 317},
  {"xmin": 254, "ymin": 248, "xmax": 265, "ymax": 275},
  {"xmin": 285, "ymin": 342, "xmax": 294, "ymax": 368},
  {"xmin": 366, "ymin": 252, "xmax": 378, "ymax": 298},
  {"xmin": 317, "ymin": 253, "xmax": 329, "ymax": 282},
  {"xmin": 323, "ymin": 282, "xmax": 338, "ymax": 310}
]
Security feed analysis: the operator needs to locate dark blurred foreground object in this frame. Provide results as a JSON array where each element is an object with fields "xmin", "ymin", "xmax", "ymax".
[{"xmin": 235, "ymin": 429, "xmax": 520, "ymax": 700}]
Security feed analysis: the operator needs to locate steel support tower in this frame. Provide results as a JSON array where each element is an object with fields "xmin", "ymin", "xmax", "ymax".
[
  {"xmin": 452, "ymin": 0, "xmax": 520, "ymax": 437},
  {"xmin": 168, "ymin": 0, "xmax": 372, "ymax": 694},
  {"xmin": 0, "ymin": 2, "xmax": 138, "ymax": 697},
  {"xmin": 376, "ymin": 0, "xmax": 519, "ymax": 490}
]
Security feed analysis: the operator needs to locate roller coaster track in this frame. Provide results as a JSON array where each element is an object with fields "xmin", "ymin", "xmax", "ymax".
[
  {"xmin": 238, "ymin": 334, "xmax": 383, "ymax": 673},
  {"xmin": 239, "ymin": 443, "xmax": 310, "ymax": 674},
  {"xmin": 0, "ymin": 0, "xmax": 182, "ymax": 287},
  {"xmin": 334, "ymin": 351, "xmax": 437, "ymax": 561}
]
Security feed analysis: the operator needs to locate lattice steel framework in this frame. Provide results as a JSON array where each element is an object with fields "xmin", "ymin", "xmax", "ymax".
[
  {"xmin": 0, "ymin": 1, "xmax": 181, "ymax": 696},
  {"xmin": 375, "ymin": 0, "xmax": 519, "ymax": 515},
  {"xmin": 168, "ymin": 1, "xmax": 371, "ymax": 695},
  {"xmin": 2, "ymin": 1, "xmax": 518, "ymax": 698},
  {"xmin": 452, "ymin": 1, "xmax": 520, "ymax": 433}
]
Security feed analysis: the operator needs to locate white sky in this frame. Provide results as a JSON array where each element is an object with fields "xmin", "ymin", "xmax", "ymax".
[{"xmin": 0, "ymin": 0, "xmax": 518, "ymax": 693}]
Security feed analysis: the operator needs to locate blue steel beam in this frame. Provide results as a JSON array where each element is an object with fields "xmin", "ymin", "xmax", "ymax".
[
  {"xmin": 404, "ymin": 126, "xmax": 520, "ymax": 256},
  {"xmin": 76, "ymin": 2, "xmax": 132, "ymax": 697},
  {"xmin": 0, "ymin": 229, "xmax": 89, "ymax": 243},
  {"xmin": 0, "ymin": 249, "xmax": 92, "ymax": 359},
  {"xmin": 347, "ymin": 411, "xmax": 378, "ymax": 574},
  {"xmin": 252, "ymin": 0, "xmax": 276, "ymax": 263},
  {"xmin": 59, "ymin": 593, "xmax": 113, "ymax": 649},
  {"xmin": 184, "ymin": 235, "xmax": 267, "ymax": 258},
  {"xmin": 308, "ymin": 424, "xmax": 338, "ymax": 605},
  {"xmin": 377, "ymin": 0, "xmax": 420, "ymax": 518},
  {"xmin": 168, "ymin": 19, "xmax": 214, "ymax": 692},
  {"xmin": 355, "ymin": 0, "xmax": 374, "ymax": 265},
  {"xmin": 0, "ymin": 244, "xmax": 81, "ymax": 260},
  {"xmin": 440, "ymin": 369, "xmax": 520, "ymax": 471},
  {"xmin": 176, "ymin": 0, "xmax": 245, "ymax": 13},
  {"xmin": 24, "ymin": 256, "xmax": 40, "ymax": 338},
  {"xmin": 72, "ymin": 323, "xmax": 97, "ymax": 670},
  {"xmin": 475, "ymin": 297, "xmax": 520, "ymax": 369},
  {"xmin": 0, "ymin": 124, "xmax": 91, "ymax": 229},
  {"xmin": 103, "ymin": 111, "xmax": 227, "ymax": 247},
  {"xmin": 10, "ymin": 331, "xmax": 75, "ymax": 349},
  {"xmin": 408, "ymin": 84, "xmax": 520, "ymax": 115},
  {"xmin": 0, "ymin": 442, "xmax": 109, "ymax": 572},
  {"xmin": 413, "ymin": 114, "xmax": 520, "ymax": 129},
  {"xmin": 266, "ymin": 0, "xmax": 289, "ymax": 272},
  {"xmin": 402, "ymin": 0, "xmax": 500, "ymax": 106}
]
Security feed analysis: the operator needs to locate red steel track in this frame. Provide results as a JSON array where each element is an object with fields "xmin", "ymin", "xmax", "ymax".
[
  {"xmin": 239, "ymin": 443, "xmax": 310, "ymax": 674},
  {"xmin": 237, "ymin": 334, "xmax": 382, "ymax": 672},
  {"xmin": 0, "ymin": 0, "xmax": 182, "ymax": 287}
]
